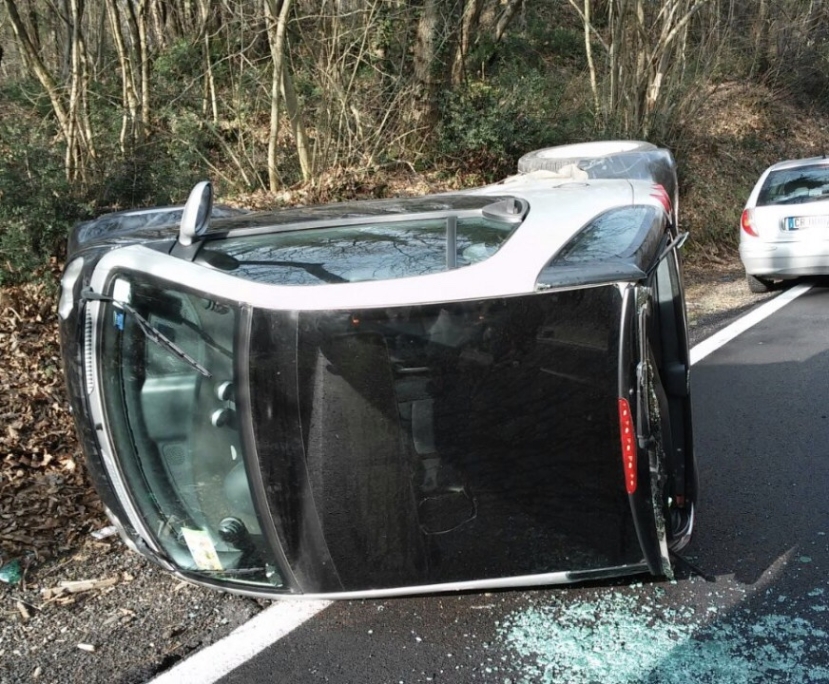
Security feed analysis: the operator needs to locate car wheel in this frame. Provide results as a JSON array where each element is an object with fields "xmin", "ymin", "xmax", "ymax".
[
  {"xmin": 746, "ymin": 273, "xmax": 774, "ymax": 293},
  {"xmin": 517, "ymin": 140, "xmax": 657, "ymax": 174}
]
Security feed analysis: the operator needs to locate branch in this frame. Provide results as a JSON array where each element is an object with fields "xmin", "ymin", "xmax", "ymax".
[{"xmin": 566, "ymin": 0, "xmax": 610, "ymax": 52}]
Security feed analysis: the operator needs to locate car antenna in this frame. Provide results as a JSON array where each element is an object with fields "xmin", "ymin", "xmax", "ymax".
[{"xmin": 178, "ymin": 181, "xmax": 213, "ymax": 247}]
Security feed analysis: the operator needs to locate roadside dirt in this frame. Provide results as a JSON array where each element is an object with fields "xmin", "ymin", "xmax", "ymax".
[
  {"xmin": 683, "ymin": 259, "xmax": 778, "ymax": 346},
  {"xmin": 0, "ymin": 257, "xmax": 773, "ymax": 684}
]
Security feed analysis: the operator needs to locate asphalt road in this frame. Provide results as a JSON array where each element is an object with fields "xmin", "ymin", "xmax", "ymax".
[{"xmin": 201, "ymin": 284, "xmax": 829, "ymax": 684}]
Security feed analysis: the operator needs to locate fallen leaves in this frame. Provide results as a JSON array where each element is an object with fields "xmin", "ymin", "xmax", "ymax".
[{"xmin": 1, "ymin": 270, "xmax": 106, "ymax": 566}]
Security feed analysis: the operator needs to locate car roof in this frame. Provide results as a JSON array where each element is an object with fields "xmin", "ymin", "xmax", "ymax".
[
  {"xmin": 72, "ymin": 175, "xmax": 667, "ymax": 257},
  {"xmin": 764, "ymin": 156, "xmax": 829, "ymax": 173},
  {"xmin": 202, "ymin": 176, "xmax": 659, "ymax": 256},
  {"xmin": 86, "ymin": 175, "xmax": 671, "ymax": 309}
]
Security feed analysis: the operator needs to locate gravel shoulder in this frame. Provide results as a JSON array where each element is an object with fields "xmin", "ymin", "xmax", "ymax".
[
  {"xmin": 684, "ymin": 261, "xmax": 778, "ymax": 346},
  {"xmin": 0, "ymin": 260, "xmax": 777, "ymax": 684}
]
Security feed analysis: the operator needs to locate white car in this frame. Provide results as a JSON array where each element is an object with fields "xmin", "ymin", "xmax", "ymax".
[
  {"xmin": 740, "ymin": 156, "xmax": 829, "ymax": 292},
  {"xmin": 59, "ymin": 141, "xmax": 696, "ymax": 598}
]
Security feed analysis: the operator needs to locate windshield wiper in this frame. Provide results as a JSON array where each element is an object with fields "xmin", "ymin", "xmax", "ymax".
[{"xmin": 81, "ymin": 289, "xmax": 212, "ymax": 378}]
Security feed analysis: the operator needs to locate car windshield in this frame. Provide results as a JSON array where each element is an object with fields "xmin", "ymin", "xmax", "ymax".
[
  {"xmin": 99, "ymin": 276, "xmax": 283, "ymax": 588},
  {"xmin": 195, "ymin": 216, "xmax": 517, "ymax": 285},
  {"xmin": 757, "ymin": 165, "xmax": 829, "ymax": 206}
]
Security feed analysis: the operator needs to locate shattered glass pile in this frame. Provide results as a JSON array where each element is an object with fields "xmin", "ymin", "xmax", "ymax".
[{"xmin": 499, "ymin": 577, "xmax": 829, "ymax": 684}]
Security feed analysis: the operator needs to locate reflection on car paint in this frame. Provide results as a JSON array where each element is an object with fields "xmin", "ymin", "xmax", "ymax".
[{"xmin": 248, "ymin": 289, "xmax": 636, "ymax": 592}]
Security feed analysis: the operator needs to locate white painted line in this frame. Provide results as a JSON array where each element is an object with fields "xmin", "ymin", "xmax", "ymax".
[
  {"xmin": 689, "ymin": 282, "xmax": 812, "ymax": 365},
  {"xmin": 148, "ymin": 279, "xmax": 811, "ymax": 684},
  {"xmin": 147, "ymin": 599, "xmax": 331, "ymax": 684}
]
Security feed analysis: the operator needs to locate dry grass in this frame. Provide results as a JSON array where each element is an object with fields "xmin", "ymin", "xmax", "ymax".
[{"xmin": 680, "ymin": 81, "xmax": 829, "ymax": 256}]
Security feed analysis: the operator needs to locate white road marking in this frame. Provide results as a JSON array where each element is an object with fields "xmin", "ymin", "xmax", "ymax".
[
  {"xmin": 146, "ymin": 599, "xmax": 331, "ymax": 684},
  {"xmin": 689, "ymin": 282, "xmax": 812, "ymax": 365},
  {"xmin": 149, "ymin": 280, "xmax": 813, "ymax": 684}
]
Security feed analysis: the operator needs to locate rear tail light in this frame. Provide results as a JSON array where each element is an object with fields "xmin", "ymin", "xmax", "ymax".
[
  {"xmin": 741, "ymin": 209, "xmax": 759, "ymax": 237},
  {"xmin": 618, "ymin": 398, "xmax": 637, "ymax": 494},
  {"xmin": 650, "ymin": 184, "xmax": 672, "ymax": 216}
]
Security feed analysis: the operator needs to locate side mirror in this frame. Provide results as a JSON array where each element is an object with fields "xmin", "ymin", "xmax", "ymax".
[{"xmin": 178, "ymin": 181, "xmax": 213, "ymax": 247}]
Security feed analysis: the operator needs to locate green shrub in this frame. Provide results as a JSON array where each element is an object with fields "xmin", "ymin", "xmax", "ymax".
[
  {"xmin": 434, "ymin": 67, "xmax": 594, "ymax": 181},
  {"xmin": 154, "ymin": 39, "xmax": 204, "ymax": 90},
  {"xmin": 0, "ymin": 126, "xmax": 89, "ymax": 285}
]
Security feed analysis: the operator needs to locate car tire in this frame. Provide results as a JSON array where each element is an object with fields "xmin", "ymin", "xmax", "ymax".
[
  {"xmin": 517, "ymin": 140, "xmax": 657, "ymax": 174},
  {"xmin": 746, "ymin": 273, "xmax": 774, "ymax": 293}
]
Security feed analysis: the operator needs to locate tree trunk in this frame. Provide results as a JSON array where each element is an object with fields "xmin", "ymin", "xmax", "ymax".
[
  {"xmin": 106, "ymin": 0, "xmax": 141, "ymax": 153},
  {"xmin": 282, "ymin": 65, "xmax": 313, "ymax": 181},
  {"xmin": 411, "ymin": 0, "xmax": 443, "ymax": 134},
  {"xmin": 264, "ymin": 0, "xmax": 292, "ymax": 192},
  {"xmin": 751, "ymin": 0, "xmax": 770, "ymax": 77},
  {"xmin": 66, "ymin": 0, "xmax": 84, "ymax": 179},
  {"xmin": 198, "ymin": 0, "xmax": 218, "ymax": 124},
  {"xmin": 494, "ymin": 0, "xmax": 523, "ymax": 43},
  {"xmin": 583, "ymin": 0, "xmax": 600, "ymax": 119},
  {"xmin": 3, "ymin": 0, "xmax": 75, "ymax": 173},
  {"xmin": 451, "ymin": 0, "xmax": 483, "ymax": 85},
  {"xmin": 137, "ymin": 0, "xmax": 151, "ymax": 130}
]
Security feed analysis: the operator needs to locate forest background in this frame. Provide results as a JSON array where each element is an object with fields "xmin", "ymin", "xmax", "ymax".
[{"xmin": 3, "ymin": 0, "xmax": 829, "ymax": 288}]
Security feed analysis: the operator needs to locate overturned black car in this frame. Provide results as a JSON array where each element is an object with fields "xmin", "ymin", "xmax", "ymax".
[{"xmin": 59, "ymin": 142, "xmax": 696, "ymax": 598}]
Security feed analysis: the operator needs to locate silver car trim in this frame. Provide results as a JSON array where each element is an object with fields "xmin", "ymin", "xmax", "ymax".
[
  {"xmin": 207, "ymin": 206, "xmax": 495, "ymax": 240},
  {"xmin": 91, "ymin": 244, "xmax": 543, "ymax": 311},
  {"xmin": 85, "ymin": 298, "xmax": 165, "ymax": 557},
  {"xmin": 164, "ymin": 563, "xmax": 651, "ymax": 600}
]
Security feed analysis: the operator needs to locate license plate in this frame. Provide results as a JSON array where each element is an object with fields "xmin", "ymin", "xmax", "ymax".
[{"xmin": 785, "ymin": 215, "xmax": 829, "ymax": 230}]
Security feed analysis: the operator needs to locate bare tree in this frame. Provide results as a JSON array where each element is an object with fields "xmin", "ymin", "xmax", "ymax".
[
  {"xmin": 411, "ymin": 0, "xmax": 454, "ymax": 132},
  {"xmin": 264, "ymin": 0, "xmax": 292, "ymax": 191},
  {"xmin": 3, "ymin": 0, "xmax": 96, "ymax": 179},
  {"xmin": 449, "ymin": 0, "xmax": 523, "ymax": 85},
  {"xmin": 106, "ymin": 0, "xmax": 142, "ymax": 152},
  {"xmin": 450, "ymin": 0, "xmax": 483, "ymax": 85},
  {"xmin": 568, "ymin": 0, "xmax": 723, "ymax": 139},
  {"xmin": 196, "ymin": 0, "xmax": 218, "ymax": 124},
  {"xmin": 287, "ymin": 1, "xmax": 419, "ymax": 174}
]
